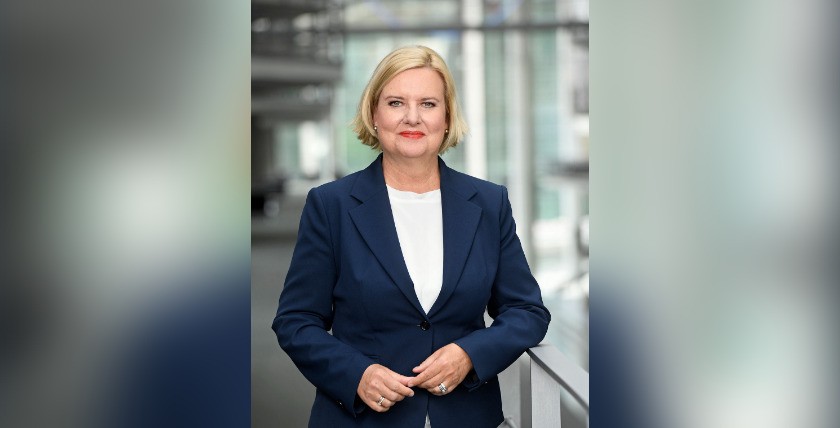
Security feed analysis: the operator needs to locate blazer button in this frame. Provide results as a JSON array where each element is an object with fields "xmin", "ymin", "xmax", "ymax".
[{"xmin": 419, "ymin": 320, "xmax": 431, "ymax": 331}]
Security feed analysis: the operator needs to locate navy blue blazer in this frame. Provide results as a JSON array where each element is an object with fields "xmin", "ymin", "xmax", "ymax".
[{"xmin": 272, "ymin": 155, "xmax": 550, "ymax": 427}]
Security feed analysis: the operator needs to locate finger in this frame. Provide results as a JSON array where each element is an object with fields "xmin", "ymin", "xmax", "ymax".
[
  {"xmin": 386, "ymin": 380, "xmax": 415, "ymax": 398},
  {"xmin": 423, "ymin": 369, "xmax": 461, "ymax": 392},
  {"xmin": 427, "ymin": 387, "xmax": 443, "ymax": 396},
  {"xmin": 417, "ymin": 347, "xmax": 471, "ymax": 389},
  {"xmin": 408, "ymin": 367, "xmax": 436, "ymax": 388},
  {"xmin": 419, "ymin": 374, "xmax": 459, "ymax": 390},
  {"xmin": 426, "ymin": 383, "xmax": 448, "ymax": 396},
  {"xmin": 372, "ymin": 390, "xmax": 398, "ymax": 411},
  {"xmin": 414, "ymin": 347, "xmax": 456, "ymax": 378},
  {"xmin": 412, "ymin": 353, "xmax": 438, "ymax": 374},
  {"xmin": 379, "ymin": 397, "xmax": 393, "ymax": 408},
  {"xmin": 394, "ymin": 373, "xmax": 415, "ymax": 387},
  {"xmin": 441, "ymin": 380, "xmax": 459, "ymax": 394},
  {"xmin": 379, "ymin": 388, "xmax": 401, "ymax": 403},
  {"xmin": 360, "ymin": 365, "xmax": 414, "ymax": 411},
  {"xmin": 416, "ymin": 369, "xmax": 447, "ymax": 389},
  {"xmin": 372, "ymin": 398, "xmax": 389, "ymax": 412},
  {"xmin": 427, "ymin": 379, "xmax": 459, "ymax": 396},
  {"xmin": 383, "ymin": 382, "xmax": 413, "ymax": 402},
  {"xmin": 366, "ymin": 393, "xmax": 387, "ymax": 412},
  {"xmin": 419, "ymin": 373, "xmax": 446, "ymax": 393},
  {"xmin": 425, "ymin": 381, "xmax": 442, "ymax": 395},
  {"xmin": 394, "ymin": 375, "xmax": 416, "ymax": 397},
  {"xmin": 377, "ymin": 369, "xmax": 414, "ymax": 397},
  {"xmin": 386, "ymin": 371, "xmax": 415, "ymax": 389}
]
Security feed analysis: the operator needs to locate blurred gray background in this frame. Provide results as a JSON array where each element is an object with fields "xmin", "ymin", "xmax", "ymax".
[{"xmin": 3, "ymin": 0, "xmax": 836, "ymax": 427}]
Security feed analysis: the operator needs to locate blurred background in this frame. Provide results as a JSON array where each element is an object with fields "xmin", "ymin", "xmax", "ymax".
[
  {"xmin": 250, "ymin": 0, "xmax": 589, "ymax": 426},
  {"xmin": 3, "ymin": 0, "xmax": 835, "ymax": 427},
  {"xmin": 1, "ymin": 1, "xmax": 249, "ymax": 427}
]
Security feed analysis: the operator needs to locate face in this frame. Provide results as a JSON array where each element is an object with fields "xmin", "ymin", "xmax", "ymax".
[{"xmin": 373, "ymin": 67, "xmax": 448, "ymax": 162}]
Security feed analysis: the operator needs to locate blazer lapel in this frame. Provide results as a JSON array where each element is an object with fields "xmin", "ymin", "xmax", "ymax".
[
  {"xmin": 348, "ymin": 155, "xmax": 426, "ymax": 316},
  {"xmin": 427, "ymin": 159, "xmax": 482, "ymax": 318}
]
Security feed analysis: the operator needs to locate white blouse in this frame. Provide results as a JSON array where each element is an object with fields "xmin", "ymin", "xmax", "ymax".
[{"xmin": 386, "ymin": 185, "xmax": 444, "ymax": 314}]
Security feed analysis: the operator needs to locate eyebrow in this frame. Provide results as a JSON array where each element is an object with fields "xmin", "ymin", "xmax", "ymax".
[{"xmin": 382, "ymin": 95, "xmax": 442, "ymax": 102}]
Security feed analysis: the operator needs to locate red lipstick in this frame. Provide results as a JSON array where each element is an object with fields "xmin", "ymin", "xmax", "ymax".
[{"xmin": 399, "ymin": 131, "xmax": 425, "ymax": 139}]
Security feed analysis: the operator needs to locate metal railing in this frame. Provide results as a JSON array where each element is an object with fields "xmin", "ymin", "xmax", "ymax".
[{"xmin": 500, "ymin": 344, "xmax": 589, "ymax": 428}]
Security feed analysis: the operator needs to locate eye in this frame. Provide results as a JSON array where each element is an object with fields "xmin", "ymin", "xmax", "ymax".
[
  {"xmin": 421, "ymin": 101, "xmax": 437, "ymax": 108},
  {"xmin": 387, "ymin": 100, "xmax": 403, "ymax": 107}
]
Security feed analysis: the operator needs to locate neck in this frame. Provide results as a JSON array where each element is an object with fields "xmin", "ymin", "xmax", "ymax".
[{"xmin": 382, "ymin": 154, "xmax": 441, "ymax": 193}]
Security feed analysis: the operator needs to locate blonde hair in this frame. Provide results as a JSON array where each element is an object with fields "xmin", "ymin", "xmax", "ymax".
[{"xmin": 351, "ymin": 45, "xmax": 468, "ymax": 154}]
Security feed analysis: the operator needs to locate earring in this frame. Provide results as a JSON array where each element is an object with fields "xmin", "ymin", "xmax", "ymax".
[
  {"xmin": 445, "ymin": 129, "xmax": 449, "ymax": 133},
  {"xmin": 374, "ymin": 125, "xmax": 378, "ymax": 132}
]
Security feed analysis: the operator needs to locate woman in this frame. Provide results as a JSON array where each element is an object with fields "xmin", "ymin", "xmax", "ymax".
[{"xmin": 272, "ymin": 45, "xmax": 550, "ymax": 428}]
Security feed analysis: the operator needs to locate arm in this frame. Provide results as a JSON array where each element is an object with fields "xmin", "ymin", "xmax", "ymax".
[
  {"xmin": 271, "ymin": 188, "xmax": 372, "ymax": 415},
  {"xmin": 453, "ymin": 186, "xmax": 551, "ymax": 390}
]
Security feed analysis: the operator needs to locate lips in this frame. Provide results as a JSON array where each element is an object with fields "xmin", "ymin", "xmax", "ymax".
[{"xmin": 398, "ymin": 131, "xmax": 425, "ymax": 139}]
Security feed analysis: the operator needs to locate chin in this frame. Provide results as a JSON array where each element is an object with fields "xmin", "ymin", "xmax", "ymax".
[
  {"xmin": 393, "ymin": 144, "xmax": 436, "ymax": 158},
  {"xmin": 399, "ymin": 149, "xmax": 437, "ymax": 160}
]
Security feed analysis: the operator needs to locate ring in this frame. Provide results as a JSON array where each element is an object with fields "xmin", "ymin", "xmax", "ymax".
[
  {"xmin": 438, "ymin": 383, "xmax": 448, "ymax": 394},
  {"xmin": 377, "ymin": 396, "xmax": 386, "ymax": 406}
]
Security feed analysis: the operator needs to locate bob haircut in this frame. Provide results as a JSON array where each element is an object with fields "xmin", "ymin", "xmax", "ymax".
[{"xmin": 352, "ymin": 45, "xmax": 468, "ymax": 154}]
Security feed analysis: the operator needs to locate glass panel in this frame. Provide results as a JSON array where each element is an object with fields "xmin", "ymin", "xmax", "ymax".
[
  {"xmin": 345, "ymin": 0, "xmax": 460, "ymax": 27},
  {"xmin": 530, "ymin": 0, "xmax": 557, "ymax": 23},
  {"xmin": 484, "ymin": 31, "xmax": 507, "ymax": 185}
]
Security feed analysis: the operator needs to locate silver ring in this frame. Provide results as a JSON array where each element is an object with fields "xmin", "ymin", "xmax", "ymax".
[
  {"xmin": 377, "ymin": 396, "xmax": 386, "ymax": 406},
  {"xmin": 438, "ymin": 383, "xmax": 448, "ymax": 394}
]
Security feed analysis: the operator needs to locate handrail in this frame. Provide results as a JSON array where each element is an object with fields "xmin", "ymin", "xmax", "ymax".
[{"xmin": 527, "ymin": 344, "xmax": 589, "ymax": 410}]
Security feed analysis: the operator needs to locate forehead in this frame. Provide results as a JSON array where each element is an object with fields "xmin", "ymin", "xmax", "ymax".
[{"xmin": 380, "ymin": 67, "xmax": 444, "ymax": 97}]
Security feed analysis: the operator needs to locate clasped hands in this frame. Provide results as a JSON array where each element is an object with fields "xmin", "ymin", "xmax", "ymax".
[{"xmin": 356, "ymin": 343, "xmax": 473, "ymax": 412}]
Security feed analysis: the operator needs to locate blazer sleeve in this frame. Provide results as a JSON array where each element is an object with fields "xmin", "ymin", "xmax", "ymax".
[
  {"xmin": 454, "ymin": 186, "xmax": 551, "ymax": 390},
  {"xmin": 271, "ymin": 187, "xmax": 373, "ymax": 416}
]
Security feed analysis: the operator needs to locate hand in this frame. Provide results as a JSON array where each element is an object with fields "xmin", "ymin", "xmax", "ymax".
[
  {"xmin": 408, "ymin": 343, "xmax": 473, "ymax": 396},
  {"xmin": 357, "ymin": 364, "xmax": 415, "ymax": 412}
]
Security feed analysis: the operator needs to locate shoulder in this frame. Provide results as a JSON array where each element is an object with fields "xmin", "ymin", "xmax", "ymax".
[
  {"xmin": 288, "ymin": 175, "xmax": 353, "ymax": 222},
  {"xmin": 444, "ymin": 166, "xmax": 507, "ymax": 202},
  {"xmin": 310, "ymin": 170, "xmax": 363, "ymax": 199}
]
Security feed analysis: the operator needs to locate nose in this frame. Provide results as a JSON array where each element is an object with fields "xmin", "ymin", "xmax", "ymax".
[{"xmin": 403, "ymin": 104, "xmax": 421, "ymax": 125}]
